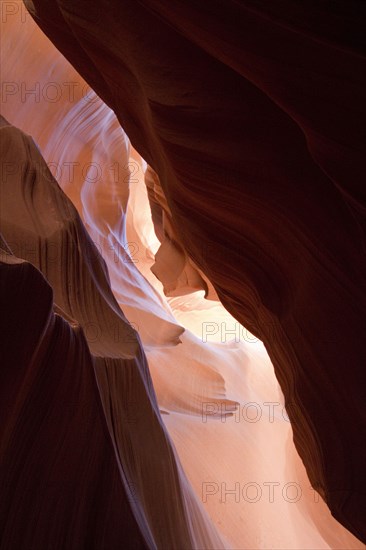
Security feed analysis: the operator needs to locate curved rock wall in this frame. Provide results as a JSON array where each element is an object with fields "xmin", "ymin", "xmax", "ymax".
[
  {"xmin": 1, "ymin": 1, "xmax": 365, "ymax": 547},
  {"xmin": 21, "ymin": 0, "xmax": 366, "ymax": 541}
]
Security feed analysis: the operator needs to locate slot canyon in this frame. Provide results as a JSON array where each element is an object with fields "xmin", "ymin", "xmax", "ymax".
[{"xmin": 0, "ymin": 1, "xmax": 365, "ymax": 548}]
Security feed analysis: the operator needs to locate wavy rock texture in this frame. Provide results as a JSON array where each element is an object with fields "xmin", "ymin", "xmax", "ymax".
[
  {"xmin": 1, "ymin": 2, "xmax": 365, "ymax": 548},
  {"xmin": 0, "ymin": 118, "xmax": 226, "ymax": 549},
  {"xmin": 16, "ymin": 0, "xmax": 366, "ymax": 543},
  {"xmin": 0, "ymin": 247, "xmax": 147, "ymax": 550},
  {"xmin": 145, "ymin": 165, "xmax": 218, "ymax": 299}
]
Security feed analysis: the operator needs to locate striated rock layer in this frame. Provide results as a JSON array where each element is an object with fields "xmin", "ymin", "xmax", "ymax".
[
  {"xmin": 145, "ymin": 165, "xmax": 218, "ymax": 299},
  {"xmin": 22, "ymin": 0, "xmax": 366, "ymax": 542},
  {"xmin": 0, "ymin": 247, "xmax": 147, "ymax": 550},
  {"xmin": 0, "ymin": 119, "xmax": 225, "ymax": 549}
]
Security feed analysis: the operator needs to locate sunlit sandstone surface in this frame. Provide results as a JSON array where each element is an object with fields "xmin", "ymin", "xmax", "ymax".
[{"xmin": 1, "ymin": 3, "xmax": 365, "ymax": 549}]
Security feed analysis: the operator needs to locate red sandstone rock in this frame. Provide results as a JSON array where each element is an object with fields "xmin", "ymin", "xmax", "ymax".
[{"xmin": 24, "ymin": 1, "xmax": 366, "ymax": 542}]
